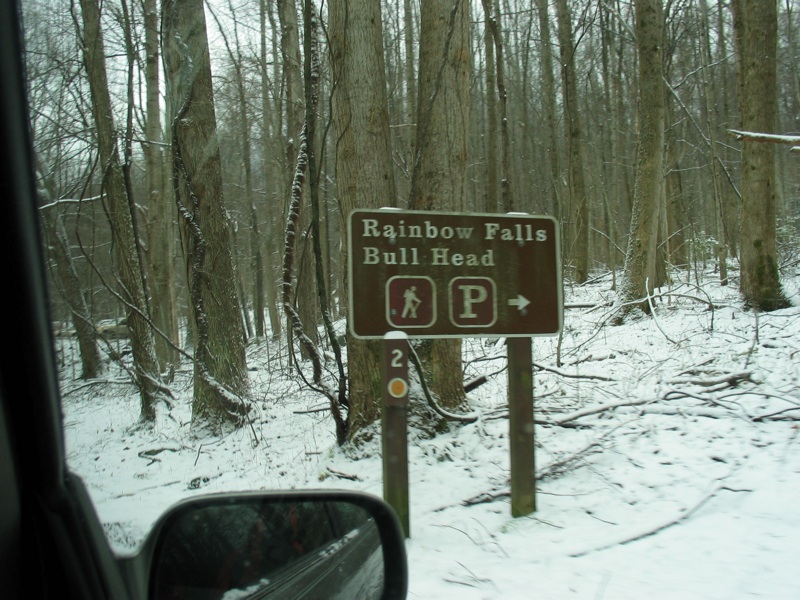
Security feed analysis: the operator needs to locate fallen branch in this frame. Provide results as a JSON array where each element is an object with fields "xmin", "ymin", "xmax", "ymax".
[
  {"xmin": 564, "ymin": 302, "xmax": 606, "ymax": 309},
  {"xmin": 325, "ymin": 467, "xmax": 361, "ymax": 481},
  {"xmin": 533, "ymin": 362, "xmax": 614, "ymax": 382},
  {"xmin": 457, "ymin": 424, "xmax": 628, "ymax": 509},
  {"xmin": 464, "ymin": 368, "xmax": 510, "ymax": 393},
  {"xmin": 667, "ymin": 371, "xmax": 753, "ymax": 388},
  {"xmin": 646, "ymin": 277, "xmax": 679, "ymax": 345},
  {"xmin": 137, "ymin": 447, "xmax": 178, "ymax": 465},
  {"xmin": 752, "ymin": 406, "xmax": 800, "ymax": 422},
  {"xmin": 541, "ymin": 398, "xmax": 656, "ymax": 427},
  {"xmin": 616, "ymin": 405, "xmax": 732, "ymax": 420},
  {"xmin": 569, "ymin": 474, "xmax": 742, "ymax": 558}
]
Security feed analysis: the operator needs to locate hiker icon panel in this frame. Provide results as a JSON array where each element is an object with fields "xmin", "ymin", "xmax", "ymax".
[{"xmin": 386, "ymin": 276, "xmax": 436, "ymax": 328}]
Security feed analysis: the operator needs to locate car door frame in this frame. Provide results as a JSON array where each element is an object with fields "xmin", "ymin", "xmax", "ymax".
[{"xmin": 0, "ymin": 0, "xmax": 136, "ymax": 598}]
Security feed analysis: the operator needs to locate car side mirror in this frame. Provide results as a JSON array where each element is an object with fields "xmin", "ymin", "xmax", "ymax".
[{"xmin": 131, "ymin": 490, "xmax": 407, "ymax": 599}]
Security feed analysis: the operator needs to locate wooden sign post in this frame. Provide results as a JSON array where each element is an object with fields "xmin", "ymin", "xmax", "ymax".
[
  {"xmin": 507, "ymin": 337, "xmax": 535, "ymax": 516},
  {"xmin": 382, "ymin": 332, "xmax": 410, "ymax": 537}
]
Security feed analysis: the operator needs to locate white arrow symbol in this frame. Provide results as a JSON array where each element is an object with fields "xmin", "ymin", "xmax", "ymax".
[{"xmin": 508, "ymin": 295, "xmax": 530, "ymax": 312}]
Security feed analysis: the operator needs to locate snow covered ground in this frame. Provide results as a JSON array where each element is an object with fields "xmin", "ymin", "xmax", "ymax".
[{"xmin": 61, "ymin": 268, "xmax": 800, "ymax": 599}]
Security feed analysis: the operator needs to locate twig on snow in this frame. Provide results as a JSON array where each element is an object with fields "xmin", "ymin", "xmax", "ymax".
[
  {"xmin": 533, "ymin": 361, "xmax": 614, "ymax": 382},
  {"xmin": 752, "ymin": 406, "xmax": 800, "ymax": 422},
  {"xmin": 646, "ymin": 277, "xmax": 679, "ymax": 345},
  {"xmin": 666, "ymin": 371, "xmax": 753, "ymax": 389},
  {"xmin": 569, "ymin": 469, "xmax": 744, "ymax": 558},
  {"xmin": 325, "ymin": 467, "xmax": 361, "ymax": 481}
]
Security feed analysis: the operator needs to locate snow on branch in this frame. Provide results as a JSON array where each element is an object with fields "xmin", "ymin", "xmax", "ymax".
[{"xmin": 728, "ymin": 129, "xmax": 800, "ymax": 148}]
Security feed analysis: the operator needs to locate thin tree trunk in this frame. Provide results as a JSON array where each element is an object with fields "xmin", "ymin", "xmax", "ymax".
[
  {"xmin": 535, "ymin": 0, "xmax": 562, "ymax": 221},
  {"xmin": 260, "ymin": 0, "xmax": 282, "ymax": 339},
  {"xmin": 482, "ymin": 0, "xmax": 513, "ymax": 213},
  {"xmin": 698, "ymin": 0, "xmax": 728, "ymax": 285},
  {"xmin": 483, "ymin": 6, "xmax": 498, "ymax": 213},
  {"xmin": 556, "ymin": 0, "xmax": 590, "ymax": 283},
  {"xmin": 42, "ymin": 211, "xmax": 102, "ymax": 379},
  {"xmin": 79, "ymin": 0, "xmax": 160, "ymax": 421},
  {"xmin": 144, "ymin": 0, "xmax": 179, "ymax": 376},
  {"xmin": 278, "ymin": 0, "xmax": 319, "ymax": 355}
]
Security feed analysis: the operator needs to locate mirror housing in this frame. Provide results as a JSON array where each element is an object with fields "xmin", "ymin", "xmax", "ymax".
[{"xmin": 121, "ymin": 490, "xmax": 407, "ymax": 599}]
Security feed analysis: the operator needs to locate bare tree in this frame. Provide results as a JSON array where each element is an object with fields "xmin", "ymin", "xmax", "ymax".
[
  {"xmin": 41, "ymin": 209, "xmax": 102, "ymax": 379},
  {"xmin": 535, "ymin": 0, "xmax": 562, "ymax": 221},
  {"xmin": 409, "ymin": 0, "xmax": 471, "ymax": 410},
  {"xmin": 260, "ymin": 0, "xmax": 282, "ymax": 339},
  {"xmin": 163, "ymin": 0, "xmax": 250, "ymax": 433},
  {"xmin": 143, "ymin": 0, "xmax": 179, "ymax": 376},
  {"xmin": 616, "ymin": 0, "xmax": 666, "ymax": 319},
  {"xmin": 277, "ymin": 0, "xmax": 320, "ymax": 355},
  {"xmin": 330, "ymin": 0, "xmax": 398, "ymax": 439},
  {"xmin": 731, "ymin": 0, "xmax": 790, "ymax": 311},
  {"xmin": 78, "ymin": 0, "xmax": 161, "ymax": 422},
  {"xmin": 555, "ymin": 0, "xmax": 590, "ymax": 283}
]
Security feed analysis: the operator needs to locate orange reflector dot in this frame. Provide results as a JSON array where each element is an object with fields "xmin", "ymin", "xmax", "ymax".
[{"xmin": 388, "ymin": 377, "xmax": 408, "ymax": 398}]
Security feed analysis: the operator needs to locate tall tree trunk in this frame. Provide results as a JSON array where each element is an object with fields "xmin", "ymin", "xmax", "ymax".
[
  {"xmin": 278, "ymin": 0, "xmax": 319, "ymax": 355},
  {"xmin": 403, "ymin": 0, "xmax": 417, "ymax": 203},
  {"xmin": 260, "ymin": 0, "xmax": 282, "ymax": 339},
  {"xmin": 215, "ymin": 5, "xmax": 266, "ymax": 338},
  {"xmin": 616, "ymin": 0, "xmax": 666, "ymax": 319},
  {"xmin": 483, "ymin": 5, "xmax": 498, "ymax": 214},
  {"xmin": 555, "ymin": 0, "xmax": 590, "ymax": 283},
  {"xmin": 79, "ymin": 0, "xmax": 160, "ymax": 421},
  {"xmin": 483, "ymin": 0, "xmax": 513, "ymax": 213},
  {"xmin": 535, "ymin": 0, "xmax": 562, "ymax": 221},
  {"xmin": 731, "ymin": 0, "xmax": 789, "ymax": 311},
  {"xmin": 163, "ymin": 0, "xmax": 250, "ymax": 433},
  {"xmin": 144, "ymin": 0, "xmax": 179, "ymax": 377},
  {"xmin": 303, "ymin": 0, "xmax": 347, "ymax": 443},
  {"xmin": 409, "ymin": 0, "xmax": 471, "ymax": 410},
  {"xmin": 330, "ymin": 0, "xmax": 398, "ymax": 440},
  {"xmin": 36, "ymin": 156, "xmax": 102, "ymax": 380},
  {"xmin": 717, "ymin": 0, "xmax": 739, "ymax": 259},
  {"xmin": 698, "ymin": 0, "xmax": 728, "ymax": 285}
]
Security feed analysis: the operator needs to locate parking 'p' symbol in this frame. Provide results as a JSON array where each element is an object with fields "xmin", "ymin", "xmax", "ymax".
[{"xmin": 449, "ymin": 277, "xmax": 497, "ymax": 328}]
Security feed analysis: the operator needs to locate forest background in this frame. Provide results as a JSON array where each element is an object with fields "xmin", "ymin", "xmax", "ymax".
[{"xmin": 24, "ymin": 0, "xmax": 800, "ymax": 444}]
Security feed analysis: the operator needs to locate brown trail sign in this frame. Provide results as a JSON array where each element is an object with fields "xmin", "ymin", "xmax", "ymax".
[
  {"xmin": 348, "ymin": 209, "xmax": 562, "ymax": 521},
  {"xmin": 348, "ymin": 210, "xmax": 562, "ymax": 338}
]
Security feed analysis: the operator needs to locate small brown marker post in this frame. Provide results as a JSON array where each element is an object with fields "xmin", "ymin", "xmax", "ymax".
[
  {"xmin": 382, "ymin": 332, "xmax": 410, "ymax": 537},
  {"xmin": 508, "ymin": 336, "xmax": 535, "ymax": 516}
]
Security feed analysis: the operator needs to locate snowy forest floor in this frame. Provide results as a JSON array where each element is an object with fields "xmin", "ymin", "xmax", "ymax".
[{"xmin": 60, "ymin": 266, "xmax": 800, "ymax": 599}]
